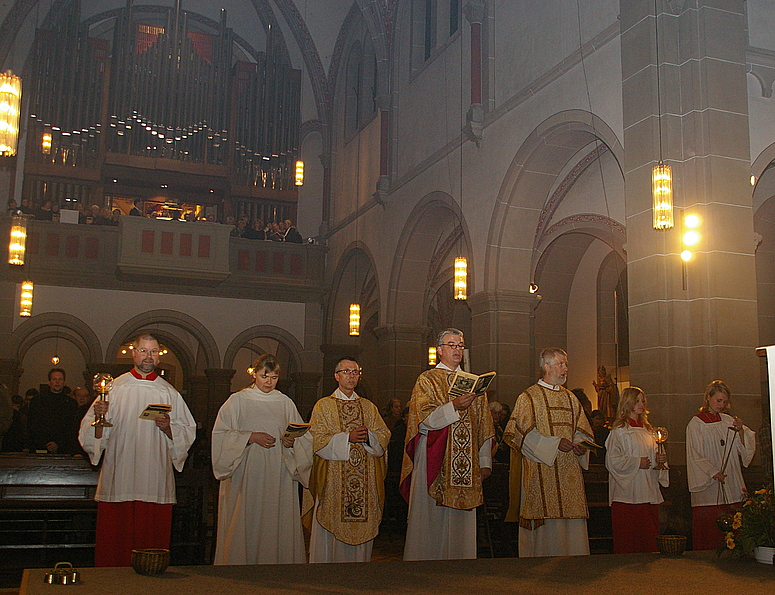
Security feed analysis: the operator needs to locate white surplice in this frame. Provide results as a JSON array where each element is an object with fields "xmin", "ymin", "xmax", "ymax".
[
  {"xmin": 605, "ymin": 425, "xmax": 668, "ymax": 504},
  {"xmin": 78, "ymin": 371, "xmax": 196, "ymax": 503},
  {"xmin": 212, "ymin": 386, "xmax": 312, "ymax": 565},
  {"xmin": 686, "ymin": 414, "xmax": 755, "ymax": 507}
]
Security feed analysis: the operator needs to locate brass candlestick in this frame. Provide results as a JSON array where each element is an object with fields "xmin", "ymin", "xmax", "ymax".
[
  {"xmin": 91, "ymin": 373, "xmax": 114, "ymax": 428},
  {"xmin": 652, "ymin": 426, "xmax": 669, "ymax": 470}
]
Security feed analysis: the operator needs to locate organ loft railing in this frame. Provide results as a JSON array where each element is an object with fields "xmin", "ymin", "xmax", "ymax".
[{"xmin": 23, "ymin": 0, "xmax": 301, "ymax": 223}]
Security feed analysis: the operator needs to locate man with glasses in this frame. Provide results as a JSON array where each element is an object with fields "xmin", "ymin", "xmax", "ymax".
[
  {"xmin": 79, "ymin": 331, "xmax": 196, "ymax": 566},
  {"xmin": 303, "ymin": 356, "xmax": 390, "ymax": 562},
  {"xmin": 401, "ymin": 328, "xmax": 495, "ymax": 560},
  {"xmin": 503, "ymin": 347, "xmax": 593, "ymax": 557}
]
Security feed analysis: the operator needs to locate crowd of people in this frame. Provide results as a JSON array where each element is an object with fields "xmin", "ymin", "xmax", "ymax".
[
  {"xmin": 1, "ymin": 368, "xmax": 92, "ymax": 456},
  {"xmin": 230, "ymin": 216, "xmax": 304, "ymax": 243},
  {"xmin": 0, "ymin": 327, "xmax": 760, "ymax": 567},
  {"xmin": 6, "ymin": 198, "xmax": 305, "ymax": 242}
]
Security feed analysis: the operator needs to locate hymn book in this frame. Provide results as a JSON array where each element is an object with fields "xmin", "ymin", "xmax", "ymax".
[
  {"xmin": 448, "ymin": 370, "xmax": 497, "ymax": 398},
  {"xmin": 139, "ymin": 403, "xmax": 172, "ymax": 420},
  {"xmin": 282, "ymin": 422, "xmax": 311, "ymax": 439},
  {"xmin": 575, "ymin": 438, "xmax": 603, "ymax": 451}
]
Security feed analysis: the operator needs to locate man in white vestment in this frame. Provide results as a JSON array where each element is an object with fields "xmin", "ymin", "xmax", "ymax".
[
  {"xmin": 79, "ymin": 332, "xmax": 196, "ymax": 566},
  {"xmin": 401, "ymin": 328, "xmax": 495, "ymax": 560},
  {"xmin": 303, "ymin": 356, "xmax": 390, "ymax": 562},
  {"xmin": 504, "ymin": 347, "xmax": 593, "ymax": 557}
]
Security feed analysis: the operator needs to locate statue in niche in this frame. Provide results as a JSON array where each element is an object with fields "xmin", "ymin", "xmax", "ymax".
[{"xmin": 593, "ymin": 365, "xmax": 619, "ymax": 422}]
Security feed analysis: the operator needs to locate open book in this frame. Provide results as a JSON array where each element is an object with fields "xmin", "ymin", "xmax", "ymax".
[
  {"xmin": 282, "ymin": 422, "xmax": 311, "ymax": 439},
  {"xmin": 448, "ymin": 370, "xmax": 497, "ymax": 398},
  {"xmin": 139, "ymin": 403, "xmax": 172, "ymax": 420},
  {"xmin": 575, "ymin": 438, "xmax": 603, "ymax": 451}
]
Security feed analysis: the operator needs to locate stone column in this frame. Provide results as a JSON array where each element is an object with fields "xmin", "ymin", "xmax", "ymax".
[
  {"xmin": 204, "ymin": 368, "xmax": 235, "ymax": 434},
  {"xmin": 291, "ymin": 371, "xmax": 322, "ymax": 420},
  {"xmin": 469, "ymin": 290, "xmax": 539, "ymax": 406},
  {"xmin": 373, "ymin": 324, "xmax": 429, "ymax": 404},
  {"xmin": 185, "ymin": 375, "xmax": 209, "ymax": 431},
  {"xmin": 621, "ymin": 0, "xmax": 759, "ymax": 461},
  {"xmin": 0, "ymin": 358, "xmax": 22, "ymax": 395}
]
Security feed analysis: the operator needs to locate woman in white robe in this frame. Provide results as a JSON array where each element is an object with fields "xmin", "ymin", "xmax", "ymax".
[
  {"xmin": 605, "ymin": 387, "xmax": 668, "ymax": 553},
  {"xmin": 686, "ymin": 380, "xmax": 755, "ymax": 550},
  {"xmin": 212, "ymin": 354, "xmax": 312, "ymax": 564}
]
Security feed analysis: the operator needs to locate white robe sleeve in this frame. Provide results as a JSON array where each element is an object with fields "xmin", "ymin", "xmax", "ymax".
[
  {"xmin": 479, "ymin": 439, "xmax": 492, "ymax": 469},
  {"xmin": 283, "ymin": 431, "xmax": 314, "ymax": 488},
  {"xmin": 737, "ymin": 425, "xmax": 756, "ymax": 467},
  {"xmin": 316, "ymin": 431, "xmax": 351, "ymax": 461},
  {"xmin": 419, "ymin": 401, "xmax": 460, "ymax": 432},
  {"xmin": 168, "ymin": 392, "xmax": 196, "ymax": 472},
  {"xmin": 364, "ymin": 429, "xmax": 385, "ymax": 457},
  {"xmin": 79, "ymin": 401, "xmax": 109, "ymax": 466},
  {"xmin": 605, "ymin": 428, "xmax": 641, "ymax": 489},
  {"xmin": 521, "ymin": 428, "xmax": 561, "ymax": 466},
  {"xmin": 686, "ymin": 418, "xmax": 717, "ymax": 493},
  {"xmin": 211, "ymin": 397, "xmax": 252, "ymax": 481}
]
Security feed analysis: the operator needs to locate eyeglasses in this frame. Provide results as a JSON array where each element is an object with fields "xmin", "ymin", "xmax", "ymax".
[
  {"xmin": 335, "ymin": 369, "xmax": 362, "ymax": 376},
  {"xmin": 137, "ymin": 348, "xmax": 160, "ymax": 356},
  {"xmin": 439, "ymin": 343, "xmax": 465, "ymax": 350}
]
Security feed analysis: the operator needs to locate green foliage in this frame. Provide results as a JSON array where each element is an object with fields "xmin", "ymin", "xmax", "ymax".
[{"xmin": 720, "ymin": 485, "xmax": 775, "ymax": 557}]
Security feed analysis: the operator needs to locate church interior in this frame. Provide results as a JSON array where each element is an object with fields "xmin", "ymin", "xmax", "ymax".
[{"xmin": 1, "ymin": 0, "xmax": 775, "ymax": 591}]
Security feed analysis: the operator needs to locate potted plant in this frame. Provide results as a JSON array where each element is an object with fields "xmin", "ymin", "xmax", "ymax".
[{"xmin": 720, "ymin": 485, "xmax": 775, "ymax": 563}]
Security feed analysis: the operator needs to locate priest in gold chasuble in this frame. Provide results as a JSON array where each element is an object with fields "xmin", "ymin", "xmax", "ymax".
[
  {"xmin": 504, "ymin": 347, "xmax": 594, "ymax": 557},
  {"xmin": 401, "ymin": 329, "xmax": 495, "ymax": 561},
  {"xmin": 303, "ymin": 356, "xmax": 390, "ymax": 563}
]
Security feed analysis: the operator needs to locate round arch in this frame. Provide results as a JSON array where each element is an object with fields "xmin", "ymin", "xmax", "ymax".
[
  {"xmin": 223, "ymin": 325, "xmax": 304, "ymax": 373},
  {"xmin": 485, "ymin": 109, "xmax": 624, "ymax": 293},
  {"xmin": 386, "ymin": 192, "xmax": 473, "ymax": 328},
  {"xmin": 105, "ymin": 309, "xmax": 220, "ymax": 370},
  {"xmin": 326, "ymin": 241, "xmax": 381, "ymax": 345},
  {"xmin": 11, "ymin": 312, "xmax": 103, "ymax": 364}
]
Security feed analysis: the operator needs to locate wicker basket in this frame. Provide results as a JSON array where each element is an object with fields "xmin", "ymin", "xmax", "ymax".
[
  {"xmin": 656, "ymin": 535, "xmax": 687, "ymax": 556},
  {"xmin": 131, "ymin": 549, "xmax": 170, "ymax": 575}
]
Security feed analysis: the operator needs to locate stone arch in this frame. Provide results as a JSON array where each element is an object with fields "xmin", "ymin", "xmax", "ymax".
[
  {"xmin": 223, "ymin": 325, "xmax": 304, "ymax": 372},
  {"xmin": 386, "ymin": 192, "xmax": 472, "ymax": 328},
  {"xmin": 12, "ymin": 312, "xmax": 103, "ymax": 364},
  {"xmin": 485, "ymin": 109, "xmax": 624, "ymax": 293},
  {"xmin": 327, "ymin": 241, "xmax": 381, "ymax": 345},
  {"xmin": 105, "ymin": 309, "xmax": 220, "ymax": 370}
]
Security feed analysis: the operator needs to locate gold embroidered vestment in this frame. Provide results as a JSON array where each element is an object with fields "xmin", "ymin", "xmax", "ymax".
[{"xmin": 305, "ymin": 394, "xmax": 389, "ymax": 546}]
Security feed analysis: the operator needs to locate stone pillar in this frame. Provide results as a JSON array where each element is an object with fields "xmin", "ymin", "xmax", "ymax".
[
  {"xmin": 621, "ymin": 0, "xmax": 759, "ymax": 462},
  {"xmin": 186, "ymin": 375, "xmax": 209, "ymax": 431},
  {"xmin": 0, "ymin": 358, "xmax": 22, "ymax": 395},
  {"xmin": 204, "ymin": 368, "xmax": 235, "ymax": 434},
  {"xmin": 291, "ymin": 371, "xmax": 322, "ymax": 420},
  {"xmin": 373, "ymin": 324, "xmax": 429, "ymax": 404},
  {"xmin": 469, "ymin": 290, "xmax": 539, "ymax": 406}
]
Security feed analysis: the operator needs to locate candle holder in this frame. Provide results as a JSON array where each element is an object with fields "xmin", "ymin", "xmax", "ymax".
[
  {"xmin": 652, "ymin": 426, "xmax": 669, "ymax": 470},
  {"xmin": 91, "ymin": 373, "xmax": 114, "ymax": 428}
]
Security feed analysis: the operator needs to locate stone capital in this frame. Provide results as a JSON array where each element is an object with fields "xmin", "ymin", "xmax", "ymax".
[
  {"xmin": 468, "ymin": 290, "xmax": 541, "ymax": 315},
  {"xmin": 463, "ymin": 1, "xmax": 486, "ymax": 25}
]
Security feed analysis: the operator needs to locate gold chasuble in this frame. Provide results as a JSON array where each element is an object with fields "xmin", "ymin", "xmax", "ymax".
[
  {"xmin": 504, "ymin": 384, "xmax": 593, "ymax": 529},
  {"xmin": 401, "ymin": 368, "xmax": 495, "ymax": 510},
  {"xmin": 304, "ymin": 394, "xmax": 390, "ymax": 546}
]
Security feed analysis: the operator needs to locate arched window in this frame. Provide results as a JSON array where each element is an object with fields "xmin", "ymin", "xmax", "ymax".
[
  {"xmin": 343, "ymin": 35, "xmax": 379, "ymax": 135},
  {"xmin": 415, "ymin": 0, "xmax": 461, "ymax": 66},
  {"xmin": 344, "ymin": 42, "xmax": 363, "ymax": 135}
]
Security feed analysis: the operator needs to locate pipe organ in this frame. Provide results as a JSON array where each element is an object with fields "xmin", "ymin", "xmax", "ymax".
[{"xmin": 23, "ymin": 0, "xmax": 301, "ymax": 221}]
